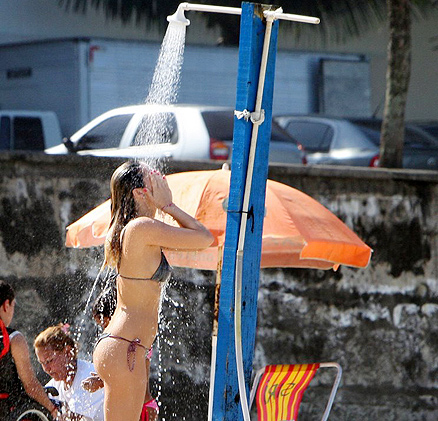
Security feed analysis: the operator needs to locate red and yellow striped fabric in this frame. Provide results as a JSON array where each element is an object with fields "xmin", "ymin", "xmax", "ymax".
[{"xmin": 255, "ymin": 364, "xmax": 320, "ymax": 421}]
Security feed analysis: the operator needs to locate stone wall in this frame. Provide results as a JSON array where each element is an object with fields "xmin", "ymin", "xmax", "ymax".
[{"xmin": 1, "ymin": 152, "xmax": 437, "ymax": 420}]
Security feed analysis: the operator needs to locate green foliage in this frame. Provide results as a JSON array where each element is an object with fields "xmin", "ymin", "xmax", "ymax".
[
  {"xmin": 58, "ymin": 0, "xmax": 182, "ymax": 28},
  {"xmin": 59, "ymin": 0, "xmax": 438, "ymax": 45},
  {"xmin": 58, "ymin": 0, "xmax": 437, "ymax": 45}
]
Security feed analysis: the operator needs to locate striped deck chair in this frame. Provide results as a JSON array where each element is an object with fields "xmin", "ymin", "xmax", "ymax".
[{"xmin": 249, "ymin": 362, "xmax": 342, "ymax": 421}]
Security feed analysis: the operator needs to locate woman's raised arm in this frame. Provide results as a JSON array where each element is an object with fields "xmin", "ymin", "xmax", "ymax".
[{"xmin": 134, "ymin": 171, "xmax": 214, "ymax": 250}]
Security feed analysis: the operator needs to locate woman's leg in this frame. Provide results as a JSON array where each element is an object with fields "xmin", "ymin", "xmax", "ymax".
[
  {"xmin": 94, "ymin": 338, "xmax": 147, "ymax": 421},
  {"xmin": 104, "ymin": 376, "xmax": 146, "ymax": 421}
]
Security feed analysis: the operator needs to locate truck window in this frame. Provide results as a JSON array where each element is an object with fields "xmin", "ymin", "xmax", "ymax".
[
  {"xmin": 201, "ymin": 110, "xmax": 299, "ymax": 144},
  {"xmin": 13, "ymin": 117, "xmax": 45, "ymax": 150},
  {"xmin": 76, "ymin": 114, "xmax": 133, "ymax": 151},
  {"xmin": 0, "ymin": 117, "xmax": 11, "ymax": 150},
  {"xmin": 201, "ymin": 111, "xmax": 234, "ymax": 142},
  {"xmin": 132, "ymin": 112, "xmax": 178, "ymax": 145}
]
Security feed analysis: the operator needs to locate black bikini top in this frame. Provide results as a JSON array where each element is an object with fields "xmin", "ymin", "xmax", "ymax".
[{"xmin": 118, "ymin": 252, "xmax": 172, "ymax": 283}]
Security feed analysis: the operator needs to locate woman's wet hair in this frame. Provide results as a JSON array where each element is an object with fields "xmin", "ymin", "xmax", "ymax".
[
  {"xmin": 92, "ymin": 282, "xmax": 117, "ymax": 320},
  {"xmin": 34, "ymin": 323, "xmax": 78, "ymax": 358},
  {"xmin": 0, "ymin": 280, "xmax": 15, "ymax": 306},
  {"xmin": 104, "ymin": 161, "xmax": 152, "ymax": 269}
]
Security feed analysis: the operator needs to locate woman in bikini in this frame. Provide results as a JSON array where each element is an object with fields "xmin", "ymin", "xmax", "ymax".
[{"xmin": 93, "ymin": 161, "xmax": 213, "ymax": 421}]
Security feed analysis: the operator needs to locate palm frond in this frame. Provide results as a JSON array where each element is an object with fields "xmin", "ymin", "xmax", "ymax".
[{"xmin": 58, "ymin": 0, "xmax": 436, "ymax": 45}]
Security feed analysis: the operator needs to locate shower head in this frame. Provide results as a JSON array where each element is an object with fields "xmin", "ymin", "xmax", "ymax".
[{"xmin": 167, "ymin": 3, "xmax": 190, "ymax": 26}]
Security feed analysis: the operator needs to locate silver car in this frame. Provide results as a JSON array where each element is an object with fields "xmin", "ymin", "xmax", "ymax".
[
  {"xmin": 275, "ymin": 115, "xmax": 438, "ymax": 170},
  {"xmin": 46, "ymin": 104, "xmax": 307, "ymax": 165}
]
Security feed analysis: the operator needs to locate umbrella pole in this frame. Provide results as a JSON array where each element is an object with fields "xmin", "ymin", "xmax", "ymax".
[{"xmin": 207, "ymin": 245, "xmax": 223, "ymax": 421}]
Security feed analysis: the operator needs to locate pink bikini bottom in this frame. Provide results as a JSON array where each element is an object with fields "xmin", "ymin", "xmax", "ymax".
[
  {"xmin": 141, "ymin": 399, "xmax": 159, "ymax": 421},
  {"xmin": 95, "ymin": 333, "xmax": 152, "ymax": 371}
]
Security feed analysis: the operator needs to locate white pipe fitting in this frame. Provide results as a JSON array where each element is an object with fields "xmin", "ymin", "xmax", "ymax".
[
  {"xmin": 270, "ymin": 11, "xmax": 320, "ymax": 24},
  {"xmin": 182, "ymin": 2, "xmax": 241, "ymax": 16},
  {"xmin": 263, "ymin": 7, "xmax": 283, "ymax": 22},
  {"xmin": 167, "ymin": 3, "xmax": 191, "ymax": 26}
]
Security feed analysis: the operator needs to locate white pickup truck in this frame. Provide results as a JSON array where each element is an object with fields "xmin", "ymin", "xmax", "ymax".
[
  {"xmin": 45, "ymin": 104, "xmax": 307, "ymax": 165},
  {"xmin": 0, "ymin": 110, "xmax": 63, "ymax": 151}
]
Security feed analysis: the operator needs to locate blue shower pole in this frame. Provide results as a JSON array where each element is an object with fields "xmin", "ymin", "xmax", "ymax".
[{"xmin": 211, "ymin": 3, "xmax": 279, "ymax": 420}]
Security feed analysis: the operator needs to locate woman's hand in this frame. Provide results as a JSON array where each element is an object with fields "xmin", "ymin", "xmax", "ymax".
[
  {"xmin": 131, "ymin": 169, "xmax": 214, "ymax": 250},
  {"xmin": 145, "ymin": 171, "xmax": 173, "ymax": 212},
  {"xmin": 81, "ymin": 372, "xmax": 104, "ymax": 393}
]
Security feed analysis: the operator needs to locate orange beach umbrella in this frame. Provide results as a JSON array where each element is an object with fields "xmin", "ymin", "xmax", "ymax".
[{"xmin": 65, "ymin": 169, "xmax": 372, "ymax": 270}]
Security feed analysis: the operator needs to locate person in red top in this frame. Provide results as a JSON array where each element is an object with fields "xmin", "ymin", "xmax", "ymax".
[{"xmin": 0, "ymin": 280, "xmax": 59, "ymax": 420}]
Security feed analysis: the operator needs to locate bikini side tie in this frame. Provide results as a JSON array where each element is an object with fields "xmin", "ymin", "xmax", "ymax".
[
  {"xmin": 96, "ymin": 333, "xmax": 148, "ymax": 372},
  {"xmin": 126, "ymin": 337, "xmax": 145, "ymax": 372}
]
